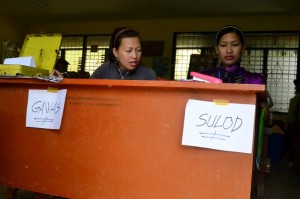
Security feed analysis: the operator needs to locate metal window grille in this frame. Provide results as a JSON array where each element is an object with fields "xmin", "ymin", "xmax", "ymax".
[
  {"xmin": 267, "ymin": 49, "xmax": 298, "ymax": 112},
  {"xmin": 60, "ymin": 35, "xmax": 110, "ymax": 74},
  {"xmin": 173, "ymin": 32, "xmax": 299, "ymax": 113},
  {"xmin": 60, "ymin": 36, "xmax": 83, "ymax": 72},
  {"xmin": 85, "ymin": 35, "xmax": 110, "ymax": 75}
]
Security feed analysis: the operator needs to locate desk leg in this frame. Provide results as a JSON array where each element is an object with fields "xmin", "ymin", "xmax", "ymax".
[
  {"xmin": 5, "ymin": 187, "xmax": 18, "ymax": 199},
  {"xmin": 256, "ymin": 170, "xmax": 266, "ymax": 198},
  {"xmin": 256, "ymin": 132, "xmax": 271, "ymax": 199}
]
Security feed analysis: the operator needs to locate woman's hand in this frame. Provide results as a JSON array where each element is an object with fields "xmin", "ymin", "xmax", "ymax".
[{"xmin": 50, "ymin": 69, "xmax": 64, "ymax": 78}]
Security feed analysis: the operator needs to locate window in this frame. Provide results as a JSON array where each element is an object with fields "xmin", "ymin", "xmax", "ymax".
[
  {"xmin": 173, "ymin": 32, "xmax": 299, "ymax": 113},
  {"xmin": 60, "ymin": 35, "xmax": 110, "ymax": 75}
]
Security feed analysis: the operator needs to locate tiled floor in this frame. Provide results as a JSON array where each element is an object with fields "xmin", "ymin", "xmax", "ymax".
[
  {"xmin": 264, "ymin": 162, "xmax": 300, "ymax": 199},
  {"xmin": 1, "ymin": 162, "xmax": 299, "ymax": 199}
]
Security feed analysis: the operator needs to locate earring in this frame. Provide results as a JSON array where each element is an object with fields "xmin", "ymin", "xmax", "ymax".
[{"xmin": 115, "ymin": 57, "xmax": 119, "ymax": 62}]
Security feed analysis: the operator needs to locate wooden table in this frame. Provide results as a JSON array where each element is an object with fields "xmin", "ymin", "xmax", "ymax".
[{"xmin": 0, "ymin": 78, "xmax": 265, "ymax": 199}]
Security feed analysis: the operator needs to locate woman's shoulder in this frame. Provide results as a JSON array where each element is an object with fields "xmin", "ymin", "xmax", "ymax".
[
  {"xmin": 134, "ymin": 65, "xmax": 156, "ymax": 80},
  {"xmin": 240, "ymin": 67, "xmax": 265, "ymax": 84},
  {"xmin": 101, "ymin": 61, "xmax": 114, "ymax": 68},
  {"xmin": 90, "ymin": 61, "xmax": 116, "ymax": 78}
]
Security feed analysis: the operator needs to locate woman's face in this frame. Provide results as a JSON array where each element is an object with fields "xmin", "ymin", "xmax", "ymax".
[
  {"xmin": 113, "ymin": 37, "xmax": 142, "ymax": 70},
  {"xmin": 215, "ymin": 32, "xmax": 244, "ymax": 67}
]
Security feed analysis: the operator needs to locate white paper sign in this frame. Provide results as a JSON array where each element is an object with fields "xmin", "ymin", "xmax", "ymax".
[
  {"xmin": 4, "ymin": 56, "xmax": 36, "ymax": 67},
  {"xmin": 182, "ymin": 99, "xmax": 255, "ymax": 154},
  {"xmin": 26, "ymin": 89, "xmax": 67, "ymax": 129}
]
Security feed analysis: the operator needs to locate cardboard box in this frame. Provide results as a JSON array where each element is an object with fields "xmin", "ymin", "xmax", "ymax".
[{"xmin": 0, "ymin": 33, "xmax": 62, "ymax": 76}]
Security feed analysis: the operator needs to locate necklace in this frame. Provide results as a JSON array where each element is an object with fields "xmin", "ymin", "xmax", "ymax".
[{"xmin": 118, "ymin": 67, "xmax": 130, "ymax": 79}]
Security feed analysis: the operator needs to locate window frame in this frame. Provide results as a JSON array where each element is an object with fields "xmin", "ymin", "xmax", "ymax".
[{"xmin": 59, "ymin": 34, "xmax": 111, "ymax": 75}]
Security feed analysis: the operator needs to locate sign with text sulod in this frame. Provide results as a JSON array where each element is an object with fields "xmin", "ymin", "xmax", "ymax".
[{"xmin": 182, "ymin": 99, "xmax": 255, "ymax": 154}]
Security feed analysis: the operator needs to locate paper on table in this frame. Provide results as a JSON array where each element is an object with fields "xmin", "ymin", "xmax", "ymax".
[{"xmin": 4, "ymin": 56, "xmax": 36, "ymax": 67}]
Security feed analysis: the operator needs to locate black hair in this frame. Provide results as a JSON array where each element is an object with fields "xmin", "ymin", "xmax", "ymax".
[
  {"xmin": 107, "ymin": 27, "xmax": 141, "ymax": 62},
  {"xmin": 216, "ymin": 25, "xmax": 244, "ymax": 45},
  {"xmin": 294, "ymin": 78, "xmax": 300, "ymax": 86}
]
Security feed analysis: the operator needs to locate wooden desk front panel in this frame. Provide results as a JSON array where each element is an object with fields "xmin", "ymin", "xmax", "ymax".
[{"xmin": 0, "ymin": 79, "xmax": 264, "ymax": 199}]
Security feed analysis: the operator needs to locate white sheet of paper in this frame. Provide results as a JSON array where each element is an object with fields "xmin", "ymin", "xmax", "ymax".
[
  {"xmin": 182, "ymin": 99, "xmax": 255, "ymax": 154},
  {"xmin": 26, "ymin": 89, "xmax": 67, "ymax": 129},
  {"xmin": 4, "ymin": 56, "xmax": 36, "ymax": 67}
]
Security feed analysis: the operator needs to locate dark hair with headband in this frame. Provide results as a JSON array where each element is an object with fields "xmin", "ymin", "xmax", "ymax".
[
  {"xmin": 107, "ymin": 27, "xmax": 141, "ymax": 62},
  {"xmin": 215, "ymin": 25, "xmax": 244, "ymax": 45}
]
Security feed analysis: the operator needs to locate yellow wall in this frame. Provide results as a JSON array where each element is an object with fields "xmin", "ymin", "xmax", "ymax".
[
  {"xmin": 0, "ymin": 14, "xmax": 27, "ymax": 42},
  {"xmin": 0, "ymin": 14, "xmax": 28, "ymax": 62},
  {"xmin": 2, "ymin": 14, "xmax": 300, "ymax": 70},
  {"xmin": 28, "ymin": 15, "xmax": 300, "ymax": 68}
]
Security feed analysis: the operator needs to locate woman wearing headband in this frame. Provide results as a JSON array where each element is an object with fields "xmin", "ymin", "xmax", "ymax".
[
  {"xmin": 90, "ymin": 27, "xmax": 156, "ymax": 80},
  {"xmin": 202, "ymin": 25, "xmax": 264, "ymax": 84}
]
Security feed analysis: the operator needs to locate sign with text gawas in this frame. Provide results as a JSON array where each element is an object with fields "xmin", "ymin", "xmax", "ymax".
[{"xmin": 26, "ymin": 89, "xmax": 67, "ymax": 130}]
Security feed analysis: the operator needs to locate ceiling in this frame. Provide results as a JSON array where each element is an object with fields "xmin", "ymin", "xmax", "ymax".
[{"xmin": 0, "ymin": 0, "xmax": 300, "ymax": 24}]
